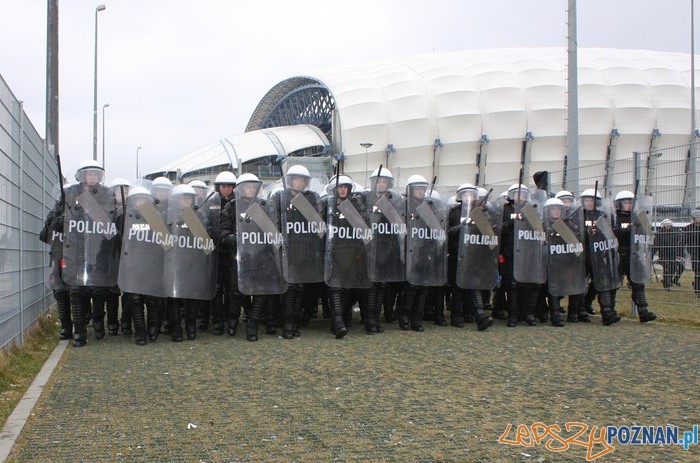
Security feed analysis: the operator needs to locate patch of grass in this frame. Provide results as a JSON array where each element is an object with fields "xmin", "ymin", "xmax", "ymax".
[
  {"xmin": 0, "ymin": 312, "xmax": 60, "ymax": 426},
  {"xmin": 616, "ymin": 270, "xmax": 700, "ymax": 326}
]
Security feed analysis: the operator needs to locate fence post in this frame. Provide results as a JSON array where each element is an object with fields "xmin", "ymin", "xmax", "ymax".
[{"xmin": 18, "ymin": 102, "xmax": 25, "ymax": 345}]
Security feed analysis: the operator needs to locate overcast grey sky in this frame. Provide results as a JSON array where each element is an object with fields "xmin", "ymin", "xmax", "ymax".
[{"xmin": 0, "ymin": 0, "xmax": 697, "ymax": 183}]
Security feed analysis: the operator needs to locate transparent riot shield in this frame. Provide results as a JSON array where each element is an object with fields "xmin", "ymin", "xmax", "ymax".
[
  {"xmin": 367, "ymin": 190, "xmax": 406, "ymax": 282},
  {"xmin": 61, "ymin": 185, "xmax": 119, "ymax": 287},
  {"xmin": 588, "ymin": 211, "xmax": 621, "ymax": 292},
  {"xmin": 545, "ymin": 205, "xmax": 587, "ymax": 296},
  {"xmin": 406, "ymin": 185, "xmax": 448, "ymax": 286},
  {"xmin": 324, "ymin": 194, "xmax": 373, "ymax": 289},
  {"xmin": 43, "ymin": 186, "xmax": 68, "ymax": 291},
  {"xmin": 279, "ymin": 189, "xmax": 326, "ymax": 284},
  {"xmin": 456, "ymin": 199, "xmax": 503, "ymax": 290},
  {"xmin": 513, "ymin": 203, "xmax": 547, "ymax": 284},
  {"xmin": 236, "ymin": 184, "xmax": 287, "ymax": 295},
  {"xmin": 630, "ymin": 195, "xmax": 654, "ymax": 284},
  {"xmin": 118, "ymin": 194, "xmax": 170, "ymax": 297},
  {"xmin": 162, "ymin": 192, "xmax": 218, "ymax": 300}
]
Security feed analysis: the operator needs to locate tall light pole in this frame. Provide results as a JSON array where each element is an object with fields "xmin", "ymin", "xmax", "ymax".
[
  {"xmin": 102, "ymin": 103, "xmax": 109, "ymax": 169},
  {"xmin": 360, "ymin": 142, "xmax": 373, "ymax": 185},
  {"xmin": 136, "ymin": 146, "xmax": 142, "ymax": 180},
  {"xmin": 92, "ymin": 4, "xmax": 106, "ymax": 161}
]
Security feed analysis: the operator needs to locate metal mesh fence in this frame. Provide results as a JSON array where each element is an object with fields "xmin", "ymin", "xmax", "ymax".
[
  {"xmin": 500, "ymin": 144, "xmax": 700, "ymax": 316},
  {"xmin": 0, "ymin": 73, "xmax": 58, "ymax": 350}
]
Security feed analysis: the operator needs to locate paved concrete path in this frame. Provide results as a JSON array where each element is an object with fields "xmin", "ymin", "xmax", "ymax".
[{"xmin": 5, "ymin": 317, "xmax": 699, "ymax": 462}]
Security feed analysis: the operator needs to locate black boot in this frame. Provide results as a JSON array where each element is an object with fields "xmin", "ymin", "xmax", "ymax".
[
  {"xmin": 198, "ymin": 300, "xmax": 210, "ymax": 330},
  {"xmin": 92, "ymin": 291, "xmax": 106, "ymax": 340},
  {"xmin": 398, "ymin": 285, "xmax": 415, "ymax": 330},
  {"xmin": 246, "ymin": 320, "xmax": 259, "ymax": 342},
  {"xmin": 130, "ymin": 294, "xmax": 147, "ymax": 346},
  {"xmin": 432, "ymin": 287, "xmax": 447, "ymax": 326},
  {"xmin": 169, "ymin": 299, "xmax": 183, "ymax": 342},
  {"xmin": 522, "ymin": 286, "xmax": 538, "ymax": 326},
  {"xmin": 106, "ymin": 291, "xmax": 120, "ymax": 336},
  {"xmin": 55, "ymin": 290, "xmax": 73, "ymax": 340},
  {"xmin": 120, "ymin": 293, "xmax": 133, "ymax": 336},
  {"xmin": 631, "ymin": 283, "xmax": 656, "ymax": 323},
  {"xmin": 549, "ymin": 297, "xmax": 564, "ymax": 327},
  {"xmin": 282, "ymin": 290, "xmax": 296, "ymax": 339},
  {"xmin": 410, "ymin": 287, "xmax": 428, "ymax": 332},
  {"xmin": 328, "ymin": 289, "xmax": 347, "ymax": 339},
  {"xmin": 471, "ymin": 291, "xmax": 493, "ymax": 331},
  {"xmin": 145, "ymin": 296, "xmax": 160, "ymax": 341},
  {"xmin": 450, "ymin": 287, "xmax": 466, "ymax": 327},
  {"xmin": 185, "ymin": 300, "xmax": 198, "ymax": 340},
  {"xmin": 507, "ymin": 284, "xmax": 519, "ymax": 327},
  {"xmin": 70, "ymin": 288, "xmax": 87, "ymax": 347}
]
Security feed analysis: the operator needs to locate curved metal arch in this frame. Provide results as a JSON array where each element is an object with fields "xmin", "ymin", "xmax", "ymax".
[{"xmin": 246, "ymin": 77, "xmax": 335, "ymax": 143}]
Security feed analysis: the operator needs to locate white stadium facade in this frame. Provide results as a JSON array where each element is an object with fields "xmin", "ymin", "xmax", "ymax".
[{"xmin": 149, "ymin": 47, "xmax": 698, "ymax": 203}]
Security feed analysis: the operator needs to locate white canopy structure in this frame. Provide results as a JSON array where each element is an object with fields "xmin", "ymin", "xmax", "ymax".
[
  {"xmin": 247, "ymin": 47, "xmax": 697, "ymax": 195},
  {"xmin": 145, "ymin": 124, "xmax": 329, "ymax": 182}
]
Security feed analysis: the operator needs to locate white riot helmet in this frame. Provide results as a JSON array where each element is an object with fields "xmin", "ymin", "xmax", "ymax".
[
  {"xmin": 235, "ymin": 173, "xmax": 261, "ymax": 199},
  {"xmin": 126, "ymin": 186, "xmax": 152, "ymax": 208},
  {"xmin": 170, "ymin": 184, "xmax": 196, "ymax": 208},
  {"xmin": 171, "ymin": 184, "xmax": 196, "ymax": 197},
  {"xmin": 691, "ymin": 209, "xmax": 700, "ymax": 219},
  {"xmin": 579, "ymin": 188, "xmax": 602, "ymax": 209},
  {"xmin": 150, "ymin": 176, "xmax": 173, "ymax": 200},
  {"xmin": 328, "ymin": 175, "xmax": 354, "ymax": 195},
  {"xmin": 369, "ymin": 167, "xmax": 394, "ymax": 190},
  {"xmin": 236, "ymin": 173, "xmax": 260, "ymax": 184},
  {"xmin": 456, "ymin": 183, "xmax": 478, "ymax": 203},
  {"xmin": 285, "ymin": 165, "xmax": 310, "ymax": 192},
  {"xmin": 109, "ymin": 178, "xmax": 130, "ymax": 188},
  {"xmin": 214, "ymin": 171, "xmax": 237, "ymax": 185},
  {"xmin": 507, "ymin": 183, "xmax": 530, "ymax": 202},
  {"xmin": 477, "ymin": 187, "xmax": 488, "ymax": 199},
  {"xmin": 544, "ymin": 197, "xmax": 565, "ymax": 219},
  {"xmin": 614, "ymin": 190, "xmax": 634, "ymax": 211},
  {"xmin": 74, "ymin": 159, "xmax": 105, "ymax": 184}
]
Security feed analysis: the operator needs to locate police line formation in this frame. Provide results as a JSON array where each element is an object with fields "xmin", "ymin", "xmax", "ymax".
[{"xmin": 42, "ymin": 159, "xmax": 698, "ymax": 348}]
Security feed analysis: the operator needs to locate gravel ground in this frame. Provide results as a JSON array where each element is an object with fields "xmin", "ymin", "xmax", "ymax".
[{"xmin": 7, "ymin": 314, "xmax": 700, "ymax": 462}]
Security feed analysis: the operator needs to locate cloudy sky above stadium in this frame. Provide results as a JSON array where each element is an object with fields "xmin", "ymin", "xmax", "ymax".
[{"xmin": 0, "ymin": 0, "xmax": 697, "ymax": 183}]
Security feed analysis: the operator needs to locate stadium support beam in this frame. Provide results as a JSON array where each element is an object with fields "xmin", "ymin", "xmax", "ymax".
[
  {"xmin": 520, "ymin": 132, "xmax": 535, "ymax": 184},
  {"xmin": 645, "ymin": 129, "xmax": 661, "ymax": 195},
  {"xmin": 475, "ymin": 134, "xmax": 489, "ymax": 186},
  {"xmin": 602, "ymin": 128, "xmax": 620, "ymax": 198},
  {"xmin": 566, "ymin": 0, "xmax": 580, "ymax": 195}
]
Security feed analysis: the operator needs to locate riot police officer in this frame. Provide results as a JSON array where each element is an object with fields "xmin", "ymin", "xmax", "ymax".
[
  {"xmin": 40, "ymin": 187, "xmax": 72, "ymax": 340},
  {"xmin": 212, "ymin": 171, "xmax": 240, "ymax": 336},
  {"xmin": 366, "ymin": 167, "xmax": 404, "ymax": 332},
  {"xmin": 147, "ymin": 176, "xmax": 173, "ymax": 335},
  {"xmin": 55, "ymin": 160, "xmax": 119, "ymax": 347},
  {"xmin": 612, "ymin": 191, "xmax": 657, "ymax": 323},
  {"xmin": 275, "ymin": 165, "xmax": 325, "ymax": 339},
  {"xmin": 108, "ymin": 178, "xmax": 130, "ymax": 336},
  {"xmin": 402, "ymin": 175, "xmax": 448, "ymax": 332},
  {"xmin": 580, "ymin": 189, "xmax": 621, "ymax": 325},
  {"xmin": 683, "ymin": 209, "xmax": 700, "ymax": 296}
]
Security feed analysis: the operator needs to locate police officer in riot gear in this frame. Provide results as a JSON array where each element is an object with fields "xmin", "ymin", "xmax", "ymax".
[
  {"xmin": 55, "ymin": 160, "xmax": 119, "ymax": 347},
  {"xmin": 402, "ymin": 175, "xmax": 448, "ymax": 332},
  {"xmin": 612, "ymin": 191, "xmax": 657, "ymax": 323},
  {"xmin": 323, "ymin": 175, "xmax": 374, "ymax": 338},
  {"xmin": 501, "ymin": 183, "xmax": 546, "ymax": 327},
  {"xmin": 212, "ymin": 171, "xmax": 240, "ymax": 336},
  {"xmin": 366, "ymin": 167, "xmax": 404, "ymax": 331},
  {"xmin": 449, "ymin": 183, "xmax": 499, "ymax": 331},
  {"xmin": 683, "ymin": 209, "xmax": 700, "ymax": 296},
  {"xmin": 147, "ymin": 176, "xmax": 173, "ymax": 334},
  {"xmin": 41, "ymin": 187, "xmax": 72, "ymax": 340},
  {"xmin": 580, "ymin": 189, "xmax": 621, "ymax": 325},
  {"xmin": 275, "ymin": 165, "xmax": 325, "ymax": 339},
  {"xmin": 108, "ymin": 178, "xmax": 131, "ymax": 336}
]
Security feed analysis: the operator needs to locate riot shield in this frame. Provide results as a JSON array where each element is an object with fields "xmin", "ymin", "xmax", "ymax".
[
  {"xmin": 324, "ymin": 194, "xmax": 373, "ymax": 289},
  {"xmin": 587, "ymin": 211, "xmax": 621, "ymax": 292},
  {"xmin": 162, "ymin": 192, "xmax": 218, "ymax": 300},
  {"xmin": 545, "ymin": 205, "xmax": 587, "ymax": 296},
  {"xmin": 118, "ymin": 194, "xmax": 170, "ymax": 297},
  {"xmin": 279, "ymin": 189, "xmax": 326, "ymax": 284},
  {"xmin": 236, "ymin": 184, "xmax": 287, "ymax": 295},
  {"xmin": 630, "ymin": 195, "xmax": 653, "ymax": 284},
  {"xmin": 456, "ymin": 199, "xmax": 503, "ymax": 290},
  {"xmin": 367, "ymin": 191, "xmax": 406, "ymax": 282},
  {"xmin": 61, "ymin": 185, "xmax": 119, "ymax": 287},
  {"xmin": 406, "ymin": 186, "xmax": 448, "ymax": 286},
  {"xmin": 513, "ymin": 203, "xmax": 547, "ymax": 284}
]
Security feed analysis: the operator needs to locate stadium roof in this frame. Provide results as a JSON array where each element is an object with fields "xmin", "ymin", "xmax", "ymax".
[{"xmin": 247, "ymin": 47, "xmax": 696, "ymax": 192}]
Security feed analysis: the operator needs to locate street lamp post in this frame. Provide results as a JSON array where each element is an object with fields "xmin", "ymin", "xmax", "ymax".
[
  {"xmin": 136, "ymin": 146, "xmax": 142, "ymax": 180},
  {"xmin": 360, "ymin": 142, "xmax": 373, "ymax": 185},
  {"xmin": 92, "ymin": 4, "xmax": 106, "ymax": 161},
  {"xmin": 102, "ymin": 103, "xmax": 109, "ymax": 169}
]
